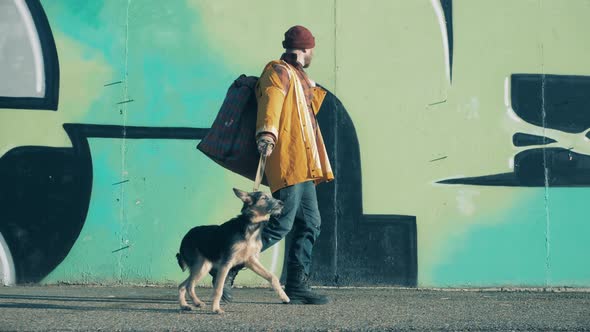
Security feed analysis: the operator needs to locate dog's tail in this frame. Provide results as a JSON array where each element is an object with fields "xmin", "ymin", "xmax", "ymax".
[{"xmin": 176, "ymin": 253, "xmax": 187, "ymax": 272}]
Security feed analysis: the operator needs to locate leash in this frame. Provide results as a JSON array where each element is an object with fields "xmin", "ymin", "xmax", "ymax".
[{"xmin": 253, "ymin": 143, "xmax": 269, "ymax": 191}]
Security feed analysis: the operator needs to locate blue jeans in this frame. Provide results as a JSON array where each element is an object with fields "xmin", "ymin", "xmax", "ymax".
[{"xmin": 261, "ymin": 181, "xmax": 321, "ymax": 275}]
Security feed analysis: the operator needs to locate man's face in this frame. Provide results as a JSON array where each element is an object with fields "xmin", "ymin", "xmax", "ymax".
[{"xmin": 303, "ymin": 48, "xmax": 314, "ymax": 68}]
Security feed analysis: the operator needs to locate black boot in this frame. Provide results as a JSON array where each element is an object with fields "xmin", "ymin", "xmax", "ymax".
[
  {"xmin": 285, "ymin": 266, "xmax": 329, "ymax": 305},
  {"xmin": 210, "ymin": 265, "xmax": 242, "ymax": 303}
]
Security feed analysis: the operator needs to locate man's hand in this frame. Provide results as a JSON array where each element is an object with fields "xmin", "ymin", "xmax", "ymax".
[{"xmin": 257, "ymin": 134, "xmax": 276, "ymax": 157}]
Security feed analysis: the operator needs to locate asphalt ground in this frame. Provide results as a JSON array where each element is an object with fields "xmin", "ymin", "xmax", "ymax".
[{"xmin": 0, "ymin": 285, "xmax": 589, "ymax": 331}]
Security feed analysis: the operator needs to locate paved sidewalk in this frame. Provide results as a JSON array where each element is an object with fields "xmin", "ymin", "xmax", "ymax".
[{"xmin": 0, "ymin": 285, "xmax": 589, "ymax": 331}]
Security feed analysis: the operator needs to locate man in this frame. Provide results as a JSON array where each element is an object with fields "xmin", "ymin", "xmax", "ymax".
[{"xmin": 214, "ymin": 25, "xmax": 334, "ymax": 305}]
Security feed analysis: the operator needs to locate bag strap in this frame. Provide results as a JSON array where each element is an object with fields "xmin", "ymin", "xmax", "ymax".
[
  {"xmin": 283, "ymin": 62, "xmax": 311, "ymax": 145},
  {"xmin": 253, "ymin": 149, "xmax": 267, "ymax": 191}
]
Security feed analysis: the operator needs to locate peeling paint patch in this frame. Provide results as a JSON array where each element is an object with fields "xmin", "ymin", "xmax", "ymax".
[{"xmin": 456, "ymin": 190, "xmax": 481, "ymax": 216}]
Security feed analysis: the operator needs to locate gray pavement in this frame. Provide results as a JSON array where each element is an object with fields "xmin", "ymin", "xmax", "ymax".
[{"xmin": 0, "ymin": 285, "xmax": 589, "ymax": 331}]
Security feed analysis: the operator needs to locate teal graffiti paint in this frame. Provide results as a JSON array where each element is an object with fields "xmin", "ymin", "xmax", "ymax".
[
  {"xmin": 40, "ymin": 1, "xmax": 245, "ymax": 283},
  {"xmin": 432, "ymin": 189, "xmax": 590, "ymax": 287}
]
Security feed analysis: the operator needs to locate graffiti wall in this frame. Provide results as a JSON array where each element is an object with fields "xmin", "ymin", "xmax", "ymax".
[{"xmin": 1, "ymin": 0, "xmax": 589, "ymax": 287}]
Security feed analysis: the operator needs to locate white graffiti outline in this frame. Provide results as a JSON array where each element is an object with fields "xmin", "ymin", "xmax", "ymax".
[
  {"xmin": 0, "ymin": 232, "xmax": 16, "ymax": 286},
  {"xmin": 14, "ymin": 0, "xmax": 44, "ymax": 94},
  {"xmin": 430, "ymin": 0, "xmax": 451, "ymax": 84}
]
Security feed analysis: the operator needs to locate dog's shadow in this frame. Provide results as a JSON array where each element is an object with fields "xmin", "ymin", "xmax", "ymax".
[
  {"xmin": 0, "ymin": 293, "xmax": 174, "ymax": 305},
  {"xmin": 228, "ymin": 300, "xmax": 282, "ymax": 305},
  {"xmin": 0, "ymin": 294, "xmax": 187, "ymax": 314},
  {"xmin": 0, "ymin": 294, "xmax": 284, "ymax": 315},
  {"xmin": 0, "ymin": 301, "xmax": 179, "ymax": 314}
]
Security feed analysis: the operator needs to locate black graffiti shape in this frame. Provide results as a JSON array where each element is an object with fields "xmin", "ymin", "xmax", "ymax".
[
  {"xmin": 511, "ymin": 74, "xmax": 590, "ymax": 134},
  {"xmin": 279, "ymin": 89, "xmax": 418, "ymax": 286},
  {"xmin": 0, "ymin": 125, "xmax": 207, "ymax": 283},
  {"xmin": 0, "ymin": 145, "xmax": 90, "ymax": 283},
  {"xmin": 513, "ymin": 133, "xmax": 556, "ymax": 147},
  {"xmin": 515, "ymin": 148, "xmax": 590, "ymax": 186},
  {"xmin": 438, "ymin": 148, "xmax": 590, "ymax": 187},
  {"xmin": 437, "ymin": 172, "xmax": 519, "ymax": 186},
  {"xmin": 0, "ymin": 0, "xmax": 59, "ymax": 111},
  {"xmin": 439, "ymin": 73, "xmax": 590, "ymax": 187},
  {"xmin": 440, "ymin": 0, "xmax": 453, "ymax": 83}
]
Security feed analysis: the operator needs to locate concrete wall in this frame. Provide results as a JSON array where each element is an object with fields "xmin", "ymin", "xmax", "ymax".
[{"xmin": 1, "ymin": 0, "xmax": 589, "ymax": 287}]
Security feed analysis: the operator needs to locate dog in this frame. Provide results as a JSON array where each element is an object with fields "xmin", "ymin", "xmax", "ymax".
[{"xmin": 176, "ymin": 188, "xmax": 289, "ymax": 314}]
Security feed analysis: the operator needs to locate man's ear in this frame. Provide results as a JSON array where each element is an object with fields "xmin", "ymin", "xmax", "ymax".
[{"xmin": 233, "ymin": 188, "xmax": 252, "ymax": 204}]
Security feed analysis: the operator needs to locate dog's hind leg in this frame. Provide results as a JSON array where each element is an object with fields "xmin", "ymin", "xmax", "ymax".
[
  {"xmin": 187, "ymin": 259, "xmax": 211, "ymax": 308},
  {"xmin": 211, "ymin": 264, "xmax": 233, "ymax": 314},
  {"xmin": 178, "ymin": 277, "xmax": 192, "ymax": 311},
  {"xmin": 245, "ymin": 257, "xmax": 290, "ymax": 304}
]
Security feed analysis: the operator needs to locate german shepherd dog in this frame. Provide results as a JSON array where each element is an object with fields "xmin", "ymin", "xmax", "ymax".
[{"xmin": 176, "ymin": 188, "xmax": 289, "ymax": 314}]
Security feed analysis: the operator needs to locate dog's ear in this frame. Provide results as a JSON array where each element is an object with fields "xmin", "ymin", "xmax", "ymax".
[{"xmin": 233, "ymin": 188, "xmax": 252, "ymax": 204}]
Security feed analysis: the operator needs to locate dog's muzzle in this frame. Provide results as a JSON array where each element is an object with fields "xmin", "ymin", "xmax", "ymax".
[{"xmin": 271, "ymin": 201, "xmax": 284, "ymax": 218}]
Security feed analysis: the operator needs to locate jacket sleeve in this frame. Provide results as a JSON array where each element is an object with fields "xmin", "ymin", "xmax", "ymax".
[{"xmin": 255, "ymin": 63, "xmax": 289, "ymax": 141}]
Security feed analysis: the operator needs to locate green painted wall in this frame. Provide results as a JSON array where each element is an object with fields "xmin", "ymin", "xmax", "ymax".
[{"xmin": 1, "ymin": 0, "xmax": 589, "ymax": 287}]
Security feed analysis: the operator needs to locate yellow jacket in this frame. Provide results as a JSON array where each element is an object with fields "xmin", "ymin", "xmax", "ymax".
[{"xmin": 255, "ymin": 60, "xmax": 334, "ymax": 193}]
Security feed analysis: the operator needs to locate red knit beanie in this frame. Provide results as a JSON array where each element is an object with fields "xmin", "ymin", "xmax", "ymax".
[{"xmin": 282, "ymin": 25, "xmax": 315, "ymax": 49}]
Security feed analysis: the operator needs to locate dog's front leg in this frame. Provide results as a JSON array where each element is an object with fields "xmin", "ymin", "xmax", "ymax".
[
  {"xmin": 212, "ymin": 265, "xmax": 232, "ymax": 314},
  {"xmin": 245, "ymin": 257, "xmax": 290, "ymax": 304}
]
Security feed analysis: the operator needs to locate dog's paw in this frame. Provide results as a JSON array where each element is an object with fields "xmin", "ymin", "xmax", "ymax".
[
  {"xmin": 180, "ymin": 305, "xmax": 192, "ymax": 311},
  {"xmin": 193, "ymin": 301, "xmax": 206, "ymax": 308},
  {"xmin": 282, "ymin": 296, "xmax": 290, "ymax": 304},
  {"xmin": 213, "ymin": 308, "xmax": 225, "ymax": 315}
]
